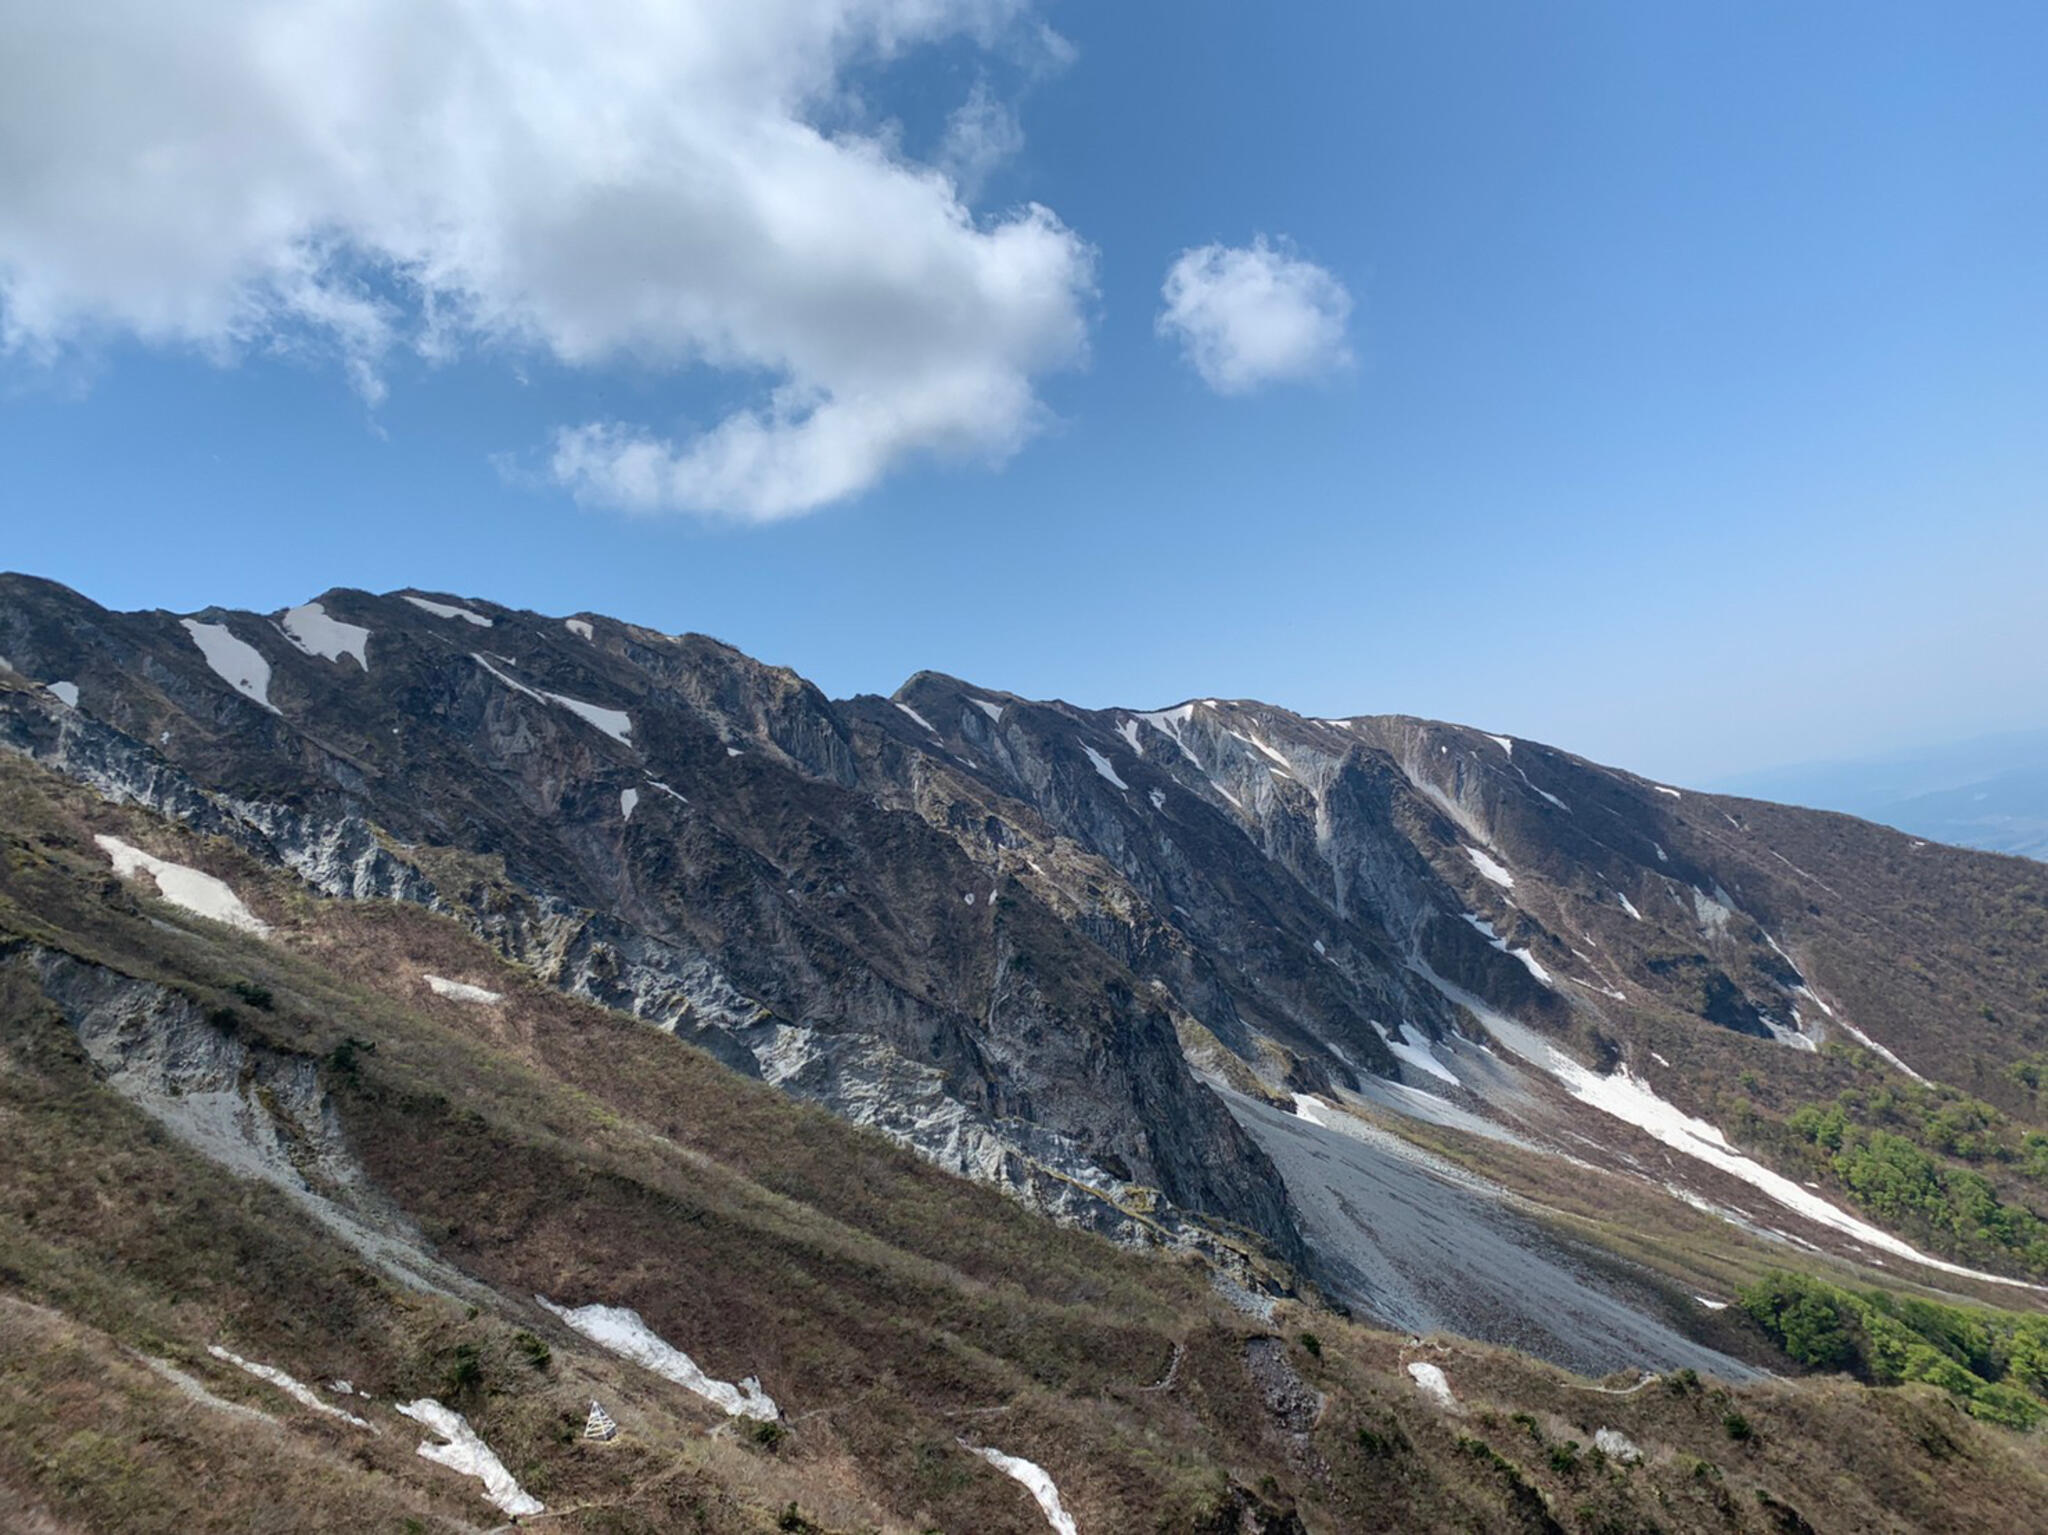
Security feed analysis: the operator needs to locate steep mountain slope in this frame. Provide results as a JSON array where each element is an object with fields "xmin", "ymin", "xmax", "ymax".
[
  {"xmin": 4, "ymin": 573, "xmax": 2047, "ymax": 1380},
  {"xmin": 6, "ymin": 722, "xmax": 2048, "ymax": 1533}
]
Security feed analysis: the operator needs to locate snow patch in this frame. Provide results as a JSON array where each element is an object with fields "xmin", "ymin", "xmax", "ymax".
[
  {"xmin": 207, "ymin": 1345, "xmax": 369, "ymax": 1428},
  {"xmin": 424, "ymin": 974, "xmax": 502, "ymax": 1005},
  {"xmin": 647, "ymin": 779, "xmax": 688, "ymax": 806},
  {"xmin": 970, "ymin": 696, "xmax": 1006, "ymax": 724},
  {"xmin": 1148, "ymin": 788, "xmax": 1166, "ymax": 811},
  {"xmin": 894, "ymin": 700, "xmax": 937, "ymax": 733},
  {"xmin": 280, "ymin": 602, "xmax": 371, "ymax": 669},
  {"xmin": 536, "ymin": 1297, "xmax": 778, "ymax": 1420},
  {"xmin": 565, "ymin": 618, "xmax": 594, "ymax": 640},
  {"xmin": 470, "ymin": 654, "xmax": 632, "ymax": 745},
  {"xmin": 620, "ymin": 787, "xmax": 639, "ymax": 821},
  {"xmin": 1484, "ymin": 733, "xmax": 1513, "ymax": 755},
  {"xmin": 1831, "ymin": 1014, "xmax": 1929, "ymax": 1084},
  {"xmin": 1406, "ymin": 1361, "xmax": 1457, "ymax": 1409},
  {"xmin": 1133, "ymin": 704, "xmax": 1203, "ymax": 765},
  {"xmin": 1652, "ymin": 785, "xmax": 1682, "ymax": 799},
  {"xmin": 395, "ymin": 1398, "xmax": 542, "ymax": 1517},
  {"xmin": 1444, "ymin": 977, "xmax": 2045, "ymax": 1291},
  {"xmin": 1458, "ymin": 914, "xmax": 1551, "ymax": 986},
  {"xmin": 964, "ymin": 1444, "xmax": 1079, "ymax": 1535},
  {"xmin": 402, "ymin": 595, "xmax": 491, "ymax": 627},
  {"xmin": 1081, "ymin": 742, "xmax": 1129, "ymax": 790},
  {"xmin": 1240, "ymin": 730, "xmax": 1296, "ymax": 774},
  {"xmin": 1465, "ymin": 847, "xmax": 1514, "ymax": 888},
  {"xmin": 46, "ymin": 680, "xmax": 79, "ymax": 707},
  {"xmin": 1115, "ymin": 716, "xmax": 1143, "ymax": 753},
  {"xmin": 95, "ymin": 835, "xmax": 269, "ymax": 935},
  {"xmin": 1694, "ymin": 1296, "xmax": 1729, "ymax": 1311},
  {"xmin": 181, "ymin": 619, "xmax": 278, "ymax": 712},
  {"xmin": 1616, "ymin": 891, "xmax": 1643, "ymax": 921},
  {"xmin": 555, "ymin": 694, "xmax": 634, "ymax": 745}
]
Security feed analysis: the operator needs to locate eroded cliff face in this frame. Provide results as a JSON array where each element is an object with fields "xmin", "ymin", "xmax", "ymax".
[
  {"xmin": 0, "ymin": 578, "xmax": 1304, "ymax": 1283},
  {"xmin": 8, "ymin": 573, "xmax": 2048, "ymax": 1323}
]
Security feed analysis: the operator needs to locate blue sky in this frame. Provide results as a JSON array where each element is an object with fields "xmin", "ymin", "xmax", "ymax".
[{"xmin": 3, "ymin": 2, "xmax": 2045, "ymax": 784}]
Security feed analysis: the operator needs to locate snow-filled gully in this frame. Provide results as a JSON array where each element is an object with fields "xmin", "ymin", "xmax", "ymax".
[
  {"xmin": 537, "ymin": 1295, "xmax": 1081, "ymax": 1527},
  {"xmin": 1421, "ymin": 969, "xmax": 2046, "ymax": 1293},
  {"xmin": 536, "ymin": 1296, "xmax": 778, "ymax": 1420},
  {"xmin": 396, "ymin": 1397, "xmax": 544, "ymax": 1517},
  {"xmin": 963, "ymin": 1443, "xmax": 1081, "ymax": 1535}
]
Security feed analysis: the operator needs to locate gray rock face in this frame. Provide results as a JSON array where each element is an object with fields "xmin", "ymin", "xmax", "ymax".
[
  {"xmin": 0, "ymin": 577, "xmax": 1304, "ymax": 1283},
  {"xmin": 23, "ymin": 944, "xmax": 475, "ymax": 1297}
]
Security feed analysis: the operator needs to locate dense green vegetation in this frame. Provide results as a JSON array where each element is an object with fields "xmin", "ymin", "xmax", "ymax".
[
  {"xmin": 1768, "ymin": 1079, "xmax": 2048, "ymax": 1276},
  {"xmin": 1739, "ymin": 1271, "xmax": 2048, "ymax": 1428}
]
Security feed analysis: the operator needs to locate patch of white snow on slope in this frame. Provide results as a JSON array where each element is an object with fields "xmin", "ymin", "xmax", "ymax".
[
  {"xmin": 279, "ymin": 602, "xmax": 370, "ymax": 669},
  {"xmin": 1652, "ymin": 785, "xmax": 1682, "ymax": 798},
  {"xmin": 46, "ymin": 680, "xmax": 79, "ymax": 707},
  {"xmin": 1484, "ymin": 733, "xmax": 1513, "ymax": 756},
  {"xmin": 1239, "ymin": 730, "xmax": 1296, "ymax": 774},
  {"xmin": 894, "ymin": 700, "xmax": 937, "ymax": 733},
  {"xmin": 470, "ymin": 654, "xmax": 632, "ymax": 745},
  {"xmin": 565, "ymin": 617, "xmax": 594, "ymax": 640},
  {"xmin": 1116, "ymin": 716, "xmax": 1144, "ymax": 753},
  {"xmin": 1369, "ymin": 1023, "xmax": 1461, "ymax": 1087},
  {"xmin": 1133, "ymin": 704, "xmax": 1203, "ymax": 765},
  {"xmin": 395, "ymin": 1398, "xmax": 542, "ymax": 1517},
  {"xmin": 1458, "ymin": 914, "xmax": 1552, "ymax": 986},
  {"xmin": 1434, "ymin": 973, "xmax": 2046, "ymax": 1291},
  {"xmin": 536, "ymin": 1297, "xmax": 778, "ymax": 1420},
  {"xmin": 620, "ymin": 787, "xmax": 639, "ymax": 821},
  {"xmin": 1406, "ymin": 1362, "xmax": 1457, "ymax": 1409},
  {"xmin": 965, "ymin": 1444, "xmax": 1080, "ymax": 1535},
  {"xmin": 552, "ymin": 693, "xmax": 633, "ymax": 745},
  {"xmin": 1148, "ymin": 788, "xmax": 1166, "ymax": 811},
  {"xmin": 1466, "ymin": 847, "xmax": 1514, "ymax": 888},
  {"xmin": 181, "ymin": 619, "xmax": 278, "ymax": 712},
  {"xmin": 1082, "ymin": 742, "xmax": 1129, "ymax": 790},
  {"xmin": 424, "ymin": 974, "xmax": 502, "ymax": 1005},
  {"xmin": 402, "ymin": 594, "xmax": 492, "ymax": 626},
  {"xmin": 970, "ymin": 696, "xmax": 1005, "ymax": 724},
  {"xmin": 206, "ymin": 1345, "xmax": 370, "ymax": 1428},
  {"xmin": 1831, "ymin": 1013, "xmax": 1929, "ymax": 1084},
  {"xmin": 95, "ymin": 835, "xmax": 269, "ymax": 935},
  {"xmin": 1616, "ymin": 891, "xmax": 1643, "ymax": 921},
  {"xmin": 1512, "ymin": 762, "xmax": 1568, "ymax": 810}
]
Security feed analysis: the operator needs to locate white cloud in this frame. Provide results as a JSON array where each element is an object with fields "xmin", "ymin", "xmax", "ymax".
[
  {"xmin": 1156, "ymin": 237, "xmax": 1352, "ymax": 395},
  {"xmin": 0, "ymin": 1, "xmax": 1091, "ymax": 522}
]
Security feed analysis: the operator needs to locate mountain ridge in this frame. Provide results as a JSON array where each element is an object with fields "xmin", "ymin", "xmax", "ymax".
[{"xmin": 4, "ymin": 573, "xmax": 2047, "ymax": 1356}]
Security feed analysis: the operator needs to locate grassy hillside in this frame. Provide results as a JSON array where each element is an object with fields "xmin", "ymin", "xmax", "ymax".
[{"xmin": 3, "ymin": 750, "xmax": 2047, "ymax": 1532}]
